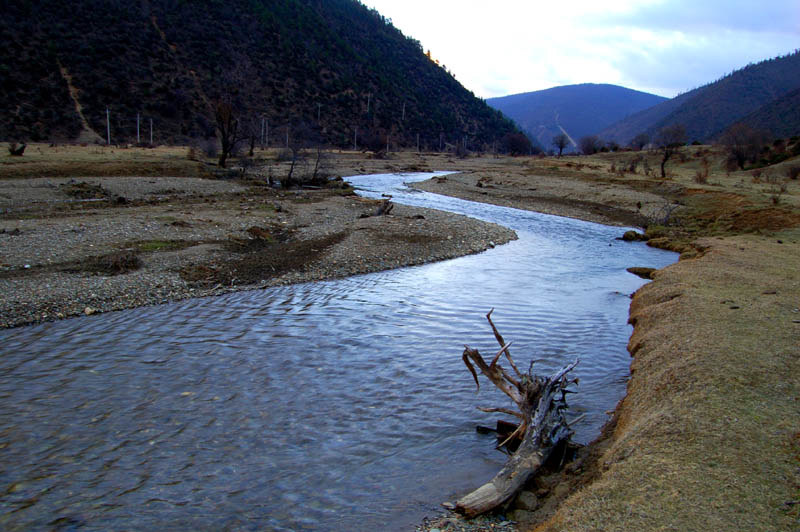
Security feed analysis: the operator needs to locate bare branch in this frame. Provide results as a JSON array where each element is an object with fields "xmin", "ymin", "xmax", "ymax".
[
  {"xmin": 477, "ymin": 407, "xmax": 524, "ymax": 419},
  {"xmin": 486, "ymin": 309, "xmax": 523, "ymax": 379}
]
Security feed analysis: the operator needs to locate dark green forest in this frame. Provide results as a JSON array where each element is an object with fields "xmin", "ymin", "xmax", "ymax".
[{"xmin": 0, "ymin": 0, "xmax": 518, "ymax": 149}]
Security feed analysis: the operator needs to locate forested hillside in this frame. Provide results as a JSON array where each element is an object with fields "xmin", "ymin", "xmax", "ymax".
[
  {"xmin": 487, "ymin": 84, "xmax": 666, "ymax": 151},
  {"xmin": 735, "ymin": 88, "xmax": 800, "ymax": 140},
  {"xmin": 599, "ymin": 51, "xmax": 800, "ymax": 144},
  {"xmin": 0, "ymin": 0, "xmax": 518, "ymax": 149}
]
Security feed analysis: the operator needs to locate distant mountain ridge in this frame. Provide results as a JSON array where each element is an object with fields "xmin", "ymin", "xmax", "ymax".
[
  {"xmin": 0, "ymin": 0, "xmax": 518, "ymax": 148},
  {"xmin": 599, "ymin": 51, "xmax": 800, "ymax": 144},
  {"xmin": 486, "ymin": 84, "xmax": 667, "ymax": 151}
]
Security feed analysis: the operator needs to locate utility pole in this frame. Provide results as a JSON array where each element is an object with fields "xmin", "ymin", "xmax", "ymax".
[
  {"xmin": 354, "ymin": 127, "xmax": 358, "ymax": 151},
  {"xmin": 285, "ymin": 126, "xmax": 289, "ymax": 148},
  {"xmin": 106, "ymin": 108, "xmax": 111, "ymax": 145},
  {"xmin": 150, "ymin": 118, "xmax": 153, "ymax": 145},
  {"xmin": 416, "ymin": 133, "xmax": 420, "ymax": 152},
  {"xmin": 137, "ymin": 113, "xmax": 140, "ymax": 144}
]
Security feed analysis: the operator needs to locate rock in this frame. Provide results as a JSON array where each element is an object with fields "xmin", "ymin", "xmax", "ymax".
[
  {"xmin": 514, "ymin": 490, "xmax": 540, "ymax": 511},
  {"xmin": 84, "ymin": 306, "xmax": 97, "ymax": 316},
  {"xmin": 620, "ymin": 230, "xmax": 648, "ymax": 242},
  {"xmin": 509, "ymin": 509, "xmax": 536, "ymax": 523},
  {"xmin": 627, "ymin": 267, "xmax": 656, "ymax": 280}
]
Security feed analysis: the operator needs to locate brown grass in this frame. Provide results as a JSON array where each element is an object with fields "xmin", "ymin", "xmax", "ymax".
[
  {"xmin": 534, "ymin": 233, "xmax": 800, "ymax": 531},
  {"xmin": 1, "ymin": 144, "xmax": 204, "ymax": 178}
]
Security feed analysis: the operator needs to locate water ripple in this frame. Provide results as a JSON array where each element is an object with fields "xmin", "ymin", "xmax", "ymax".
[{"xmin": 0, "ymin": 172, "xmax": 676, "ymax": 531}]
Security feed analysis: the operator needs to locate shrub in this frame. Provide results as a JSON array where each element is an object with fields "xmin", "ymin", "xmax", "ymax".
[
  {"xmin": 501, "ymin": 133, "xmax": 533, "ymax": 156},
  {"xmin": 8, "ymin": 142, "xmax": 26, "ymax": 156},
  {"xmin": 577, "ymin": 135, "xmax": 600, "ymax": 155},
  {"xmin": 786, "ymin": 165, "xmax": 800, "ymax": 180}
]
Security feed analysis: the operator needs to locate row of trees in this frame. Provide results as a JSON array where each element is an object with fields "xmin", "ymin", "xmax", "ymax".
[
  {"xmin": 550, "ymin": 126, "xmax": 686, "ymax": 178},
  {"xmin": 550, "ymin": 122, "xmax": 790, "ymax": 177},
  {"xmin": 212, "ymin": 98, "xmax": 536, "ymax": 168}
]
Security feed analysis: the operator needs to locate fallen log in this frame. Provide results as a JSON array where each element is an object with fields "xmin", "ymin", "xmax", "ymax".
[{"xmin": 455, "ymin": 310, "xmax": 579, "ymax": 517}]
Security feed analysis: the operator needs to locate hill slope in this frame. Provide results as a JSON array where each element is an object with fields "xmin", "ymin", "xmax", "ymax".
[
  {"xmin": 0, "ymin": 0, "xmax": 517, "ymax": 149},
  {"xmin": 736, "ymin": 87, "xmax": 800, "ymax": 139},
  {"xmin": 599, "ymin": 51, "xmax": 800, "ymax": 144},
  {"xmin": 487, "ymin": 84, "xmax": 666, "ymax": 150}
]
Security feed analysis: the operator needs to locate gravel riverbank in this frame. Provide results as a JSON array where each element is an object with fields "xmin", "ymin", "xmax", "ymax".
[{"xmin": 0, "ymin": 175, "xmax": 515, "ymax": 329}]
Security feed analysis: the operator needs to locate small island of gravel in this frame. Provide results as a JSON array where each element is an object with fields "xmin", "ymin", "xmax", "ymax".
[{"xmin": 0, "ymin": 170, "xmax": 515, "ymax": 329}]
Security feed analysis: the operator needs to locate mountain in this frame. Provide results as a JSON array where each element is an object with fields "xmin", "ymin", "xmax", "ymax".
[
  {"xmin": 735, "ymin": 88, "xmax": 800, "ymax": 140},
  {"xmin": 0, "ymin": 0, "xmax": 518, "ymax": 149},
  {"xmin": 599, "ymin": 51, "xmax": 800, "ymax": 145},
  {"xmin": 486, "ymin": 84, "xmax": 667, "ymax": 151}
]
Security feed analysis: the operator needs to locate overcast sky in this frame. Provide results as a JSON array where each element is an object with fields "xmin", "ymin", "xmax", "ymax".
[{"xmin": 360, "ymin": 0, "xmax": 799, "ymax": 99}]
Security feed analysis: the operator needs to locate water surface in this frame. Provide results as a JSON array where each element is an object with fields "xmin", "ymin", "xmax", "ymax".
[{"xmin": 0, "ymin": 172, "xmax": 676, "ymax": 530}]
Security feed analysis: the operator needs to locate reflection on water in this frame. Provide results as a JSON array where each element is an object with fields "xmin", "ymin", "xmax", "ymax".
[{"xmin": 0, "ymin": 173, "xmax": 676, "ymax": 531}]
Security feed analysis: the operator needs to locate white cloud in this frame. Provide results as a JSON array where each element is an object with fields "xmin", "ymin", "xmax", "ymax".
[{"xmin": 361, "ymin": 0, "xmax": 799, "ymax": 98}]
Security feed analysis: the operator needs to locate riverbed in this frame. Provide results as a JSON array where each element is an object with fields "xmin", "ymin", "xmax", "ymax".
[{"xmin": 0, "ymin": 173, "xmax": 676, "ymax": 531}]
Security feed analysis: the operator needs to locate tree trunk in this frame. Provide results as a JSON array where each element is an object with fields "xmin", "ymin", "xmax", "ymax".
[
  {"xmin": 455, "ymin": 359, "xmax": 577, "ymax": 517},
  {"xmin": 455, "ymin": 310, "xmax": 579, "ymax": 517}
]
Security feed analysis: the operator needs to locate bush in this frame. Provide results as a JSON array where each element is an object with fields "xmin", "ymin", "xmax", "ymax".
[
  {"xmin": 694, "ymin": 157, "xmax": 710, "ymax": 184},
  {"xmin": 501, "ymin": 133, "xmax": 533, "ymax": 156},
  {"xmin": 8, "ymin": 142, "xmax": 26, "ymax": 156},
  {"xmin": 786, "ymin": 165, "xmax": 800, "ymax": 180},
  {"xmin": 577, "ymin": 135, "xmax": 600, "ymax": 155}
]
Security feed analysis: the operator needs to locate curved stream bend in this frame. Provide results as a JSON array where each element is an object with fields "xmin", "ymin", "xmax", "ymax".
[{"xmin": 0, "ymin": 172, "xmax": 676, "ymax": 531}]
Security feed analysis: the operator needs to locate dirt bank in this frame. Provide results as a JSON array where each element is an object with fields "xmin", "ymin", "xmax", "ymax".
[{"xmin": 408, "ymin": 150, "xmax": 800, "ymax": 531}]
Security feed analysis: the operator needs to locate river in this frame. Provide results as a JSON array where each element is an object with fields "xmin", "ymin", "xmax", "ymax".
[{"xmin": 0, "ymin": 172, "xmax": 676, "ymax": 531}]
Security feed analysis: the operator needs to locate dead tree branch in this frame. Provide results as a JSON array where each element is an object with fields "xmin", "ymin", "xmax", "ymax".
[{"xmin": 455, "ymin": 310, "xmax": 579, "ymax": 517}]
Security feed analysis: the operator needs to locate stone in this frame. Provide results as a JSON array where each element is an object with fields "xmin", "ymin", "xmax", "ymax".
[
  {"xmin": 514, "ymin": 490, "xmax": 540, "ymax": 511},
  {"xmin": 84, "ymin": 306, "xmax": 97, "ymax": 316},
  {"xmin": 621, "ymin": 230, "xmax": 648, "ymax": 241}
]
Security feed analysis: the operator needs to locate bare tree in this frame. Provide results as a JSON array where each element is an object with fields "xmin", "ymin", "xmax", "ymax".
[
  {"xmin": 552, "ymin": 133, "xmax": 569, "ymax": 157},
  {"xmin": 629, "ymin": 132, "xmax": 650, "ymax": 151},
  {"xmin": 578, "ymin": 135, "xmax": 600, "ymax": 155},
  {"xmin": 720, "ymin": 123, "xmax": 769, "ymax": 170},
  {"xmin": 214, "ymin": 100, "xmax": 242, "ymax": 168},
  {"xmin": 654, "ymin": 125, "xmax": 686, "ymax": 178}
]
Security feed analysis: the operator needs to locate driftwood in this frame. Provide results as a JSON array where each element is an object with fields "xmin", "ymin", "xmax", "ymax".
[
  {"xmin": 455, "ymin": 310, "xmax": 579, "ymax": 517},
  {"xmin": 373, "ymin": 198, "xmax": 393, "ymax": 216},
  {"xmin": 358, "ymin": 198, "xmax": 394, "ymax": 218}
]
